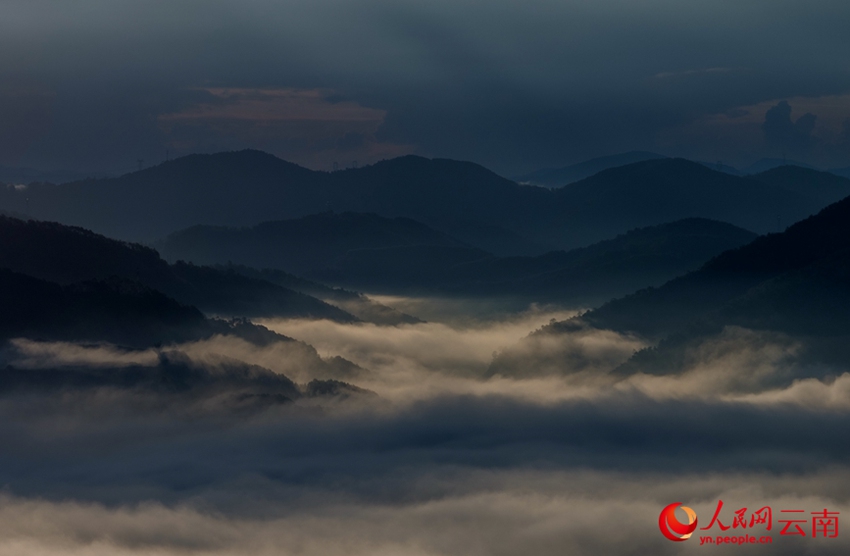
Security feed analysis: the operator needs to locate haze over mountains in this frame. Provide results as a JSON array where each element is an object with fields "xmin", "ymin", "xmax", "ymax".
[
  {"xmin": 586, "ymin": 192, "xmax": 850, "ymax": 340},
  {"xmin": 6, "ymin": 147, "xmax": 846, "ymax": 377},
  {"xmin": 435, "ymin": 218, "xmax": 756, "ymax": 303},
  {"xmin": 9, "ymin": 2, "xmax": 850, "ymax": 553},
  {"xmin": 0, "ymin": 217, "xmax": 357, "ymax": 323},
  {"xmin": 511, "ymin": 152, "xmax": 848, "ymax": 188},
  {"xmin": 512, "ymin": 151, "xmax": 667, "ymax": 187},
  {"xmin": 826, "ymin": 165, "xmax": 850, "ymax": 180},
  {"xmin": 491, "ymin": 190, "xmax": 850, "ymax": 380},
  {"xmin": 0, "ymin": 165, "xmax": 99, "ymax": 186},
  {"xmin": 4, "ymin": 148, "xmax": 849, "ymax": 316},
  {"xmin": 159, "ymin": 213, "xmax": 756, "ymax": 303},
  {"xmin": 0, "ymin": 215, "xmax": 373, "ymax": 412},
  {"xmin": 4, "ymin": 148, "xmax": 850, "ymax": 390},
  {"xmin": 3, "ymin": 149, "xmax": 850, "ymax": 556},
  {"xmin": 157, "ymin": 212, "xmax": 483, "ymax": 276},
  {"xmin": 3, "ymin": 150, "xmax": 849, "ymax": 254}
]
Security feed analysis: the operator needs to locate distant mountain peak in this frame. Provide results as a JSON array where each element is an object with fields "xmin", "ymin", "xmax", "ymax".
[
  {"xmin": 3, "ymin": 149, "xmax": 845, "ymax": 253},
  {"xmin": 744, "ymin": 157, "xmax": 816, "ymax": 174},
  {"xmin": 356, "ymin": 153, "xmax": 510, "ymax": 178},
  {"xmin": 753, "ymin": 164, "xmax": 839, "ymax": 179},
  {"xmin": 563, "ymin": 156, "xmax": 735, "ymax": 186},
  {"xmin": 513, "ymin": 151, "xmax": 668, "ymax": 187},
  {"xmin": 122, "ymin": 149, "xmax": 313, "ymax": 182}
]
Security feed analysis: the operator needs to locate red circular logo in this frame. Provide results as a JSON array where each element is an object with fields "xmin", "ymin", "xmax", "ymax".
[{"xmin": 659, "ymin": 502, "xmax": 698, "ymax": 541}]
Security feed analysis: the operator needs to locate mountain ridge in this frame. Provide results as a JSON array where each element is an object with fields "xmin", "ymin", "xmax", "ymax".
[
  {"xmin": 159, "ymin": 211, "xmax": 757, "ymax": 302},
  {"xmin": 0, "ymin": 216, "xmax": 357, "ymax": 322},
  {"xmin": 512, "ymin": 151, "xmax": 668, "ymax": 187},
  {"xmin": 4, "ymin": 150, "xmax": 849, "ymax": 252},
  {"xmin": 490, "ymin": 190, "xmax": 850, "ymax": 378}
]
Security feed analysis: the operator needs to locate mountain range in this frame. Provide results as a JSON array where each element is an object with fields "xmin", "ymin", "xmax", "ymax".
[
  {"xmin": 4, "ymin": 149, "xmax": 850, "ymax": 396},
  {"xmin": 217, "ymin": 264, "xmax": 423, "ymax": 325},
  {"xmin": 159, "ymin": 212, "xmax": 757, "ymax": 303},
  {"xmin": 157, "ymin": 211, "xmax": 484, "ymax": 276},
  {"xmin": 0, "ymin": 215, "xmax": 370, "ymax": 395},
  {"xmin": 829, "ymin": 166, "xmax": 850, "ymax": 180},
  {"xmin": 437, "ymin": 218, "xmax": 756, "ymax": 303},
  {"xmin": 512, "ymin": 151, "xmax": 667, "ymax": 187},
  {"xmin": 513, "ymin": 154, "xmax": 832, "ymax": 187},
  {"xmin": 3, "ymin": 150, "xmax": 849, "ymax": 253},
  {"xmin": 491, "ymin": 190, "xmax": 850, "ymax": 378},
  {"xmin": 0, "ymin": 216, "xmax": 355, "ymax": 322}
]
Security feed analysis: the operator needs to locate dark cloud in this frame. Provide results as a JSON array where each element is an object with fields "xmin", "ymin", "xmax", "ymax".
[
  {"xmin": 762, "ymin": 100, "xmax": 818, "ymax": 155},
  {"xmin": 2, "ymin": 1, "xmax": 850, "ymax": 174}
]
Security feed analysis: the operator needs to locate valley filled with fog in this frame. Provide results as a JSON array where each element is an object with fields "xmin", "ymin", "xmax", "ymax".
[
  {"xmin": 4, "ymin": 0, "xmax": 850, "ymax": 552},
  {"xmin": 1, "ymin": 145, "xmax": 850, "ymax": 556},
  {"xmin": 1, "ymin": 284, "xmax": 849, "ymax": 555}
]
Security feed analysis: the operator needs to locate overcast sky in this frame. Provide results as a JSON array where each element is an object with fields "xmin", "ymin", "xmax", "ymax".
[{"xmin": 2, "ymin": 0, "xmax": 850, "ymax": 175}]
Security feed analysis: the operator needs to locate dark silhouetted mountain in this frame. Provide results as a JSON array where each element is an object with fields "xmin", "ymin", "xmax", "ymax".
[
  {"xmin": 0, "ymin": 264, "xmax": 348, "ymax": 351},
  {"xmin": 157, "ymin": 212, "xmax": 490, "ymax": 284},
  {"xmin": 751, "ymin": 165, "xmax": 850, "ymax": 206},
  {"xmin": 4, "ymin": 150, "xmax": 848, "ymax": 252},
  {"xmin": 0, "ymin": 216, "xmax": 355, "ymax": 322},
  {"xmin": 0, "ymin": 351, "xmax": 373, "ymax": 411},
  {"xmin": 0, "ymin": 265, "xmax": 366, "ymax": 384},
  {"xmin": 512, "ymin": 151, "xmax": 667, "ymax": 187},
  {"xmin": 0, "ymin": 351, "xmax": 297, "ymax": 404},
  {"xmin": 221, "ymin": 264, "xmax": 423, "ymax": 325},
  {"xmin": 743, "ymin": 158, "xmax": 816, "ymax": 174},
  {"xmin": 707, "ymin": 250, "xmax": 850, "ymax": 336},
  {"xmin": 164, "ymin": 214, "xmax": 755, "ymax": 302},
  {"xmin": 830, "ymin": 166, "xmax": 850, "ymax": 180},
  {"xmin": 321, "ymin": 156, "xmax": 554, "ymax": 253},
  {"xmin": 492, "ymin": 192, "xmax": 850, "ymax": 379},
  {"xmin": 547, "ymin": 158, "xmax": 827, "ymax": 247},
  {"xmin": 0, "ymin": 221, "xmax": 369, "ymax": 396},
  {"xmin": 582, "ymin": 192, "xmax": 850, "ymax": 338},
  {"xmin": 697, "ymin": 161, "xmax": 742, "ymax": 175},
  {"xmin": 0, "ymin": 269, "xmax": 207, "ymax": 345},
  {"xmin": 610, "ymin": 248, "xmax": 850, "ymax": 378},
  {"xmin": 0, "ymin": 208, "xmax": 30, "ymax": 220},
  {"xmin": 303, "ymin": 378, "xmax": 376, "ymax": 399},
  {"xmin": 0, "ymin": 150, "xmax": 322, "ymax": 241},
  {"xmin": 440, "ymin": 218, "xmax": 756, "ymax": 303},
  {"xmin": 422, "ymin": 218, "xmax": 549, "ymax": 255},
  {"xmin": 168, "ymin": 262, "xmax": 356, "ymax": 321},
  {"xmin": 312, "ymin": 243, "xmax": 495, "ymax": 291}
]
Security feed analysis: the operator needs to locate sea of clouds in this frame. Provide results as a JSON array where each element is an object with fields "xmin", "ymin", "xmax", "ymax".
[{"xmin": 0, "ymin": 298, "xmax": 848, "ymax": 555}]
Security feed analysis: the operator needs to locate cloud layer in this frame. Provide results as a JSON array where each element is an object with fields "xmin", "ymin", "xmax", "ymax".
[
  {"xmin": 3, "ymin": 0, "xmax": 850, "ymax": 173},
  {"xmin": 1, "ymin": 298, "xmax": 849, "ymax": 554}
]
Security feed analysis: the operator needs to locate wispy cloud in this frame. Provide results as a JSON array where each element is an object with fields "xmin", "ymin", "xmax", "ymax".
[{"xmin": 158, "ymin": 87, "xmax": 414, "ymax": 169}]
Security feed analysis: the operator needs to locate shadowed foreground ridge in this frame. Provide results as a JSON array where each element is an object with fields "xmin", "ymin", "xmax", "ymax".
[
  {"xmin": 0, "ymin": 216, "xmax": 357, "ymax": 322},
  {"xmin": 491, "ymin": 191, "xmax": 850, "ymax": 379}
]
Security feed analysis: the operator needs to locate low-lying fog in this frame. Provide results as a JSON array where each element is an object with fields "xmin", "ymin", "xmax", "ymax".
[{"xmin": 1, "ymin": 296, "xmax": 849, "ymax": 555}]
